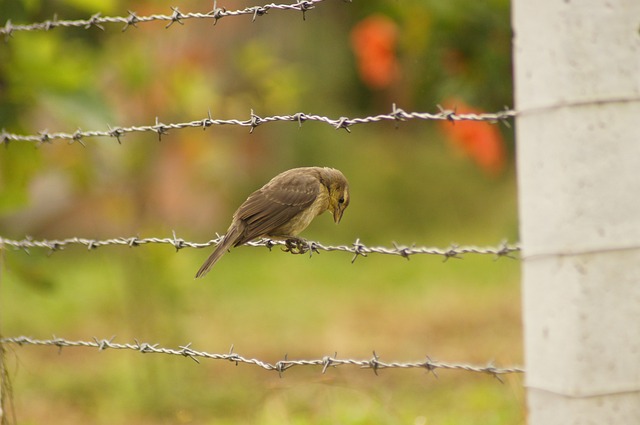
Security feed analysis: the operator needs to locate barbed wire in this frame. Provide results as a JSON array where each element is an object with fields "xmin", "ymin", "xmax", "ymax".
[
  {"xmin": 0, "ymin": 105, "xmax": 516, "ymax": 146},
  {"xmin": 0, "ymin": 235, "xmax": 520, "ymax": 262},
  {"xmin": 0, "ymin": 0, "xmax": 332, "ymax": 39},
  {"xmin": 0, "ymin": 336, "xmax": 524, "ymax": 378}
]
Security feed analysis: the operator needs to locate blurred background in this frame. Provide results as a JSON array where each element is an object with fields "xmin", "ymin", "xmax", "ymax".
[{"xmin": 0, "ymin": 0, "xmax": 522, "ymax": 424}]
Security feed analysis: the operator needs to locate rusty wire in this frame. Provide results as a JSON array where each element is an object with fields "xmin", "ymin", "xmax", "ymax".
[
  {"xmin": 0, "ymin": 234, "xmax": 520, "ymax": 262},
  {"xmin": 0, "ymin": 336, "xmax": 524, "ymax": 378},
  {"xmin": 1, "ymin": 0, "xmax": 331, "ymax": 39},
  {"xmin": 0, "ymin": 105, "xmax": 516, "ymax": 146}
]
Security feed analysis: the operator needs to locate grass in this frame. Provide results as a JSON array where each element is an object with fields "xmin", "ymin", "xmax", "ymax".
[{"xmin": 1, "ymin": 240, "xmax": 524, "ymax": 425}]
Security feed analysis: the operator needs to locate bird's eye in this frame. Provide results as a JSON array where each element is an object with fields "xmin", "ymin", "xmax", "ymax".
[{"xmin": 338, "ymin": 197, "xmax": 345, "ymax": 204}]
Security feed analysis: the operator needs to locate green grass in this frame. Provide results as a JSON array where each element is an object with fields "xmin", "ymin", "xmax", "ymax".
[{"xmin": 1, "ymin": 242, "xmax": 523, "ymax": 425}]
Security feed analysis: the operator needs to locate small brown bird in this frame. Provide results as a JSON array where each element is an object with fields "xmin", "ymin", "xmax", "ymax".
[{"xmin": 195, "ymin": 166, "xmax": 350, "ymax": 278}]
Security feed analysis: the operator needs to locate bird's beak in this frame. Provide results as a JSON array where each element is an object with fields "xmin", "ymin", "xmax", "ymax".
[{"xmin": 333, "ymin": 207, "xmax": 343, "ymax": 224}]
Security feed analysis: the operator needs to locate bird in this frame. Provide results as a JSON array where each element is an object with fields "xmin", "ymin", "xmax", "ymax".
[{"xmin": 195, "ymin": 166, "xmax": 350, "ymax": 278}]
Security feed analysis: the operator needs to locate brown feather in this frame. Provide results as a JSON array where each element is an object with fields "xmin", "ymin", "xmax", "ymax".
[
  {"xmin": 195, "ymin": 167, "xmax": 348, "ymax": 278},
  {"xmin": 194, "ymin": 222, "xmax": 243, "ymax": 278},
  {"xmin": 232, "ymin": 171, "xmax": 320, "ymax": 246}
]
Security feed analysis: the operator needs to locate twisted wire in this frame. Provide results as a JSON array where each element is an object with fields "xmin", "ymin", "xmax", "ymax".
[
  {"xmin": 0, "ymin": 106, "xmax": 516, "ymax": 146},
  {"xmin": 0, "ymin": 235, "xmax": 520, "ymax": 262},
  {"xmin": 0, "ymin": 336, "xmax": 524, "ymax": 378},
  {"xmin": 1, "ymin": 1, "xmax": 329, "ymax": 39}
]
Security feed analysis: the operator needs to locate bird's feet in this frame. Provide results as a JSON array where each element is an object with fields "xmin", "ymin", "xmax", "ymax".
[
  {"xmin": 282, "ymin": 237, "xmax": 308, "ymax": 254},
  {"xmin": 282, "ymin": 237, "xmax": 318, "ymax": 256}
]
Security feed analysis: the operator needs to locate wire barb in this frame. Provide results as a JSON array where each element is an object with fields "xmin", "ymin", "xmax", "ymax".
[
  {"xmin": 367, "ymin": 351, "xmax": 381, "ymax": 375},
  {"xmin": 166, "ymin": 7, "xmax": 185, "ymax": 28},
  {"xmin": 123, "ymin": 11, "xmax": 140, "ymax": 31},
  {"xmin": 85, "ymin": 13, "xmax": 105, "ymax": 31}
]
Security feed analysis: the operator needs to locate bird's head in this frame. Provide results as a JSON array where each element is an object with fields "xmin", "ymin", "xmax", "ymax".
[{"xmin": 324, "ymin": 169, "xmax": 350, "ymax": 224}]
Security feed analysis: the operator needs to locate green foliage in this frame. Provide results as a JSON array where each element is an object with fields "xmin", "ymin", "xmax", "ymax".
[{"xmin": 0, "ymin": 0, "xmax": 521, "ymax": 423}]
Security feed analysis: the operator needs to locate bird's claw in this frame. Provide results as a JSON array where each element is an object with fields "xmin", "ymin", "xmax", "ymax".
[
  {"xmin": 282, "ymin": 238, "xmax": 308, "ymax": 254},
  {"xmin": 282, "ymin": 238, "xmax": 313, "ymax": 255}
]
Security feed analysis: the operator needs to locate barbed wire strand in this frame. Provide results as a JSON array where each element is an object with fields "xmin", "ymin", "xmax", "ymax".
[
  {"xmin": 0, "ymin": 336, "xmax": 524, "ymax": 378},
  {"xmin": 0, "ymin": 105, "xmax": 516, "ymax": 146},
  {"xmin": 0, "ymin": 0, "xmax": 333, "ymax": 39},
  {"xmin": 0, "ymin": 235, "xmax": 520, "ymax": 262}
]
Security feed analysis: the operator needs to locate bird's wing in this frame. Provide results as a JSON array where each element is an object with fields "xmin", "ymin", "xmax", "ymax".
[{"xmin": 233, "ymin": 173, "xmax": 320, "ymax": 246}]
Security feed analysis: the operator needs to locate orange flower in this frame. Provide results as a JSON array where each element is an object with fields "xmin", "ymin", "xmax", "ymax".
[
  {"xmin": 440, "ymin": 99, "xmax": 506, "ymax": 177},
  {"xmin": 350, "ymin": 15, "xmax": 400, "ymax": 89}
]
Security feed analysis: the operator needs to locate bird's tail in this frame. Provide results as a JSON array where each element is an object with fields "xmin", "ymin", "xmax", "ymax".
[{"xmin": 195, "ymin": 227, "xmax": 239, "ymax": 278}]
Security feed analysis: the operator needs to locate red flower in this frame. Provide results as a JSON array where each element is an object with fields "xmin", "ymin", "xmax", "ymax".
[
  {"xmin": 440, "ymin": 99, "xmax": 506, "ymax": 177},
  {"xmin": 350, "ymin": 15, "xmax": 400, "ymax": 89}
]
